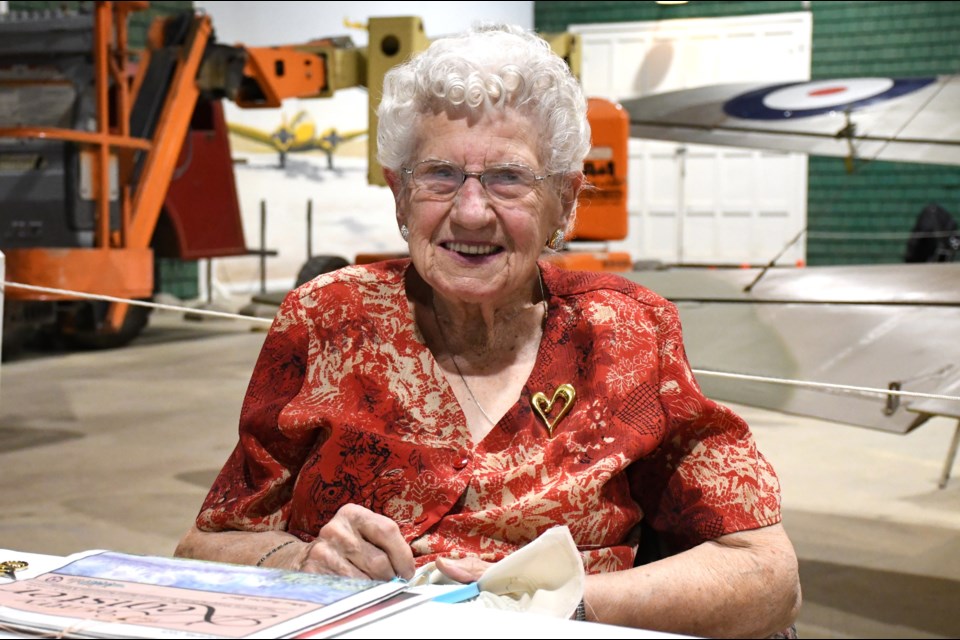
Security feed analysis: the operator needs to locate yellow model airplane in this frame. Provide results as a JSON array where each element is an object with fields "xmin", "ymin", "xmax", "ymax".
[{"xmin": 227, "ymin": 110, "xmax": 367, "ymax": 169}]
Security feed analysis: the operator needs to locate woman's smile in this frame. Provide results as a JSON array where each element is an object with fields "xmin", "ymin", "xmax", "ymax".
[{"xmin": 441, "ymin": 241, "xmax": 504, "ymax": 259}]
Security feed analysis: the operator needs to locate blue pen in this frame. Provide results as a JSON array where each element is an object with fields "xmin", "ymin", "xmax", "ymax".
[{"xmin": 431, "ymin": 581, "xmax": 481, "ymax": 604}]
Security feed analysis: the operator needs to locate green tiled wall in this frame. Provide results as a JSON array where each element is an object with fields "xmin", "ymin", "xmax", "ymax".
[
  {"xmin": 807, "ymin": 1, "xmax": 960, "ymax": 264},
  {"xmin": 536, "ymin": 1, "xmax": 960, "ymax": 265},
  {"xmin": 535, "ymin": 1, "xmax": 805, "ymax": 31},
  {"xmin": 155, "ymin": 258, "xmax": 200, "ymax": 300}
]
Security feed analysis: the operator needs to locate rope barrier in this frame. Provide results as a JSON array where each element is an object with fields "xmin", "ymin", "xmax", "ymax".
[
  {"xmin": 3, "ymin": 279, "xmax": 960, "ymax": 405},
  {"xmin": 692, "ymin": 369, "xmax": 960, "ymax": 404},
  {"xmin": 1, "ymin": 281, "xmax": 273, "ymax": 325}
]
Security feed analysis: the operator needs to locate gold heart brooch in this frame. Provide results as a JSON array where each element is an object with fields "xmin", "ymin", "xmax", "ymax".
[{"xmin": 531, "ymin": 383, "xmax": 576, "ymax": 437}]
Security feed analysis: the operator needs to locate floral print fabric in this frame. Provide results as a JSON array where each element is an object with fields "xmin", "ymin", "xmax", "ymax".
[{"xmin": 196, "ymin": 260, "xmax": 781, "ymax": 573}]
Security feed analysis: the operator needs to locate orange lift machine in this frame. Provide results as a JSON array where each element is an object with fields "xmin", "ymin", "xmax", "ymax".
[{"xmin": 0, "ymin": 2, "xmax": 628, "ymax": 353}]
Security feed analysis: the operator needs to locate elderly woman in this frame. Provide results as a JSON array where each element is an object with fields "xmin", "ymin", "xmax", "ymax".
[{"xmin": 176, "ymin": 24, "xmax": 800, "ymax": 638}]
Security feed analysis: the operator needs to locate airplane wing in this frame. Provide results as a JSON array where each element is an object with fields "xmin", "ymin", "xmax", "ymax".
[
  {"xmin": 311, "ymin": 128, "xmax": 367, "ymax": 153},
  {"xmin": 625, "ymin": 263, "xmax": 960, "ymax": 433},
  {"xmin": 335, "ymin": 129, "xmax": 367, "ymax": 143},
  {"xmin": 620, "ymin": 75, "xmax": 960, "ymax": 166},
  {"xmin": 226, "ymin": 121, "xmax": 278, "ymax": 149}
]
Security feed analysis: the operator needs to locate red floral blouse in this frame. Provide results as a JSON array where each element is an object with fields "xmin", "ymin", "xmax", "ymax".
[{"xmin": 196, "ymin": 260, "xmax": 781, "ymax": 573}]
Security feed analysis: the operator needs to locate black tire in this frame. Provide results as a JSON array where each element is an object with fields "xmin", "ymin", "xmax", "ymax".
[
  {"xmin": 62, "ymin": 301, "xmax": 152, "ymax": 350},
  {"xmin": 295, "ymin": 255, "xmax": 349, "ymax": 287},
  {"xmin": 3, "ymin": 300, "xmax": 55, "ymax": 359},
  {"xmin": 1, "ymin": 327, "xmax": 31, "ymax": 361}
]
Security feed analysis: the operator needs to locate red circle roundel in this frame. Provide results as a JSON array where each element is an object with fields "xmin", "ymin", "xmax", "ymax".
[{"xmin": 723, "ymin": 77, "xmax": 935, "ymax": 120}]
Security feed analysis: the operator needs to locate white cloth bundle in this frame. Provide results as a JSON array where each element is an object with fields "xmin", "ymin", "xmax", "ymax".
[{"xmin": 410, "ymin": 525, "xmax": 585, "ymax": 619}]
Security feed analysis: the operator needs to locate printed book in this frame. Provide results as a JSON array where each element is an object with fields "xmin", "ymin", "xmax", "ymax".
[{"xmin": 0, "ymin": 550, "xmax": 420, "ymax": 639}]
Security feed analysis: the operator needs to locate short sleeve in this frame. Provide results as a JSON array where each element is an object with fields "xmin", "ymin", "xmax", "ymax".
[
  {"xmin": 627, "ymin": 301, "xmax": 782, "ymax": 551},
  {"xmin": 195, "ymin": 289, "xmax": 318, "ymax": 533}
]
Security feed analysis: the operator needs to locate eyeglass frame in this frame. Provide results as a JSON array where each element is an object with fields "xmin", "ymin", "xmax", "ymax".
[{"xmin": 400, "ymin": 159, "xmax": 556, "ymax": 201}]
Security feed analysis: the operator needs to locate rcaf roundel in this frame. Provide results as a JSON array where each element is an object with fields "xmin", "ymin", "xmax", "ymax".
[{"xmin": 723, "ymin": 77, "xmax": 936, "ymax": 120}]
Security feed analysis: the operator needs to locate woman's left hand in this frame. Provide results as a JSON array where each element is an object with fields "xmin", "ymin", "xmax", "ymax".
[{"xmin": 434, "ymin": 555, "xmax": 492, "ymax": 583}]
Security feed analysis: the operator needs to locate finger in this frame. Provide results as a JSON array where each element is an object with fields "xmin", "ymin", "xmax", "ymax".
[
  {"xmin": 300, "ymin": 539, "xmax": 371, "ymax": 579},
  {"xmin": 307, "ymin": 516, "xmax": 378, "ymax": 578},
  {"xmin": 434, "ymin": 555, "xmax": 490, "ymax": 583},
  {"xmin": 347, "ymin": 538, "xmax": 405, "ymax": 581},
  {"xmin": 312, "ymin": 529, "xmax": 405, "ymax": 581},
  {"xmin": 349, "ymin": 510, "xmax": 415, "ymax": 580},
  {"xmin": 317, "ymin": 505, "xmax": 415, "ymax": 580},
  {"xmin": 302, "ymin": 536, "xmax": 399, "ymax": 581}
]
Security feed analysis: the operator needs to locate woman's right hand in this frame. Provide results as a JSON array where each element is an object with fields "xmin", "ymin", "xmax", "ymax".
[{"xmin": 298, "ymin": 503, "xmax": 415, "ymax": 581}]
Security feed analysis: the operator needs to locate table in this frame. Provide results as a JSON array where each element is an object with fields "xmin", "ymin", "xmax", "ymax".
[{"xmin": 0, "ymin": 549, "xmax": 687, "ymax": 639}]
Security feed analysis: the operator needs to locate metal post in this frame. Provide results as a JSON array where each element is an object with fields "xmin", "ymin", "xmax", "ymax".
[
  {"xmin": 307, "ymin": 199, "xmax": 313, "ymax": 260},
  {"xmin": 0, "ymin": 250, "xmax": 5, "ymax": 380},
  {"xmin": 260, "ymin": 199, "xmax": 267, "ymax": 294},
  {"xmin": 938, "ymin": 418, "xmax": 960, "ymax": 489},
  {"xmin": 675, "ymin": 145, "xmax": 686, "ymax": 264},
  {"xmin": 205, "ymin": 258, "xmax": 213, "ymax": 305}
]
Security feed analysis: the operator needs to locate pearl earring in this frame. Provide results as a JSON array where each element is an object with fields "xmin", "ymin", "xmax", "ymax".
[{"xmin": 400, "ymin": 224, "xmax": 410, "ymax": 241}]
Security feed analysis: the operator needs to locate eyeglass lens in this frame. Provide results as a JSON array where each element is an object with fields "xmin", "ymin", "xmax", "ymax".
[{"xmin": 411, "ymin": 161, "xmax": 541, "ymax": 200}]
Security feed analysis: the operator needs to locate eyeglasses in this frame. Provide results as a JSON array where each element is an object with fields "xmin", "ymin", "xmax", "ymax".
[{"xmin": 402, "ymin": 160, "xmax": 551, "ymax": 201}]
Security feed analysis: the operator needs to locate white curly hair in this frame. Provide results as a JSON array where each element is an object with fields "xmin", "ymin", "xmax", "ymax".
[{"xmin": 376, "ymin": 23, "xmax": 591, "ymax": 178}]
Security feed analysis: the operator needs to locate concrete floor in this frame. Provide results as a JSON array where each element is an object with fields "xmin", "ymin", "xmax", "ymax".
[{"xmin": 1, "ymin": 308, "xmax": 958, "ymax": 638}]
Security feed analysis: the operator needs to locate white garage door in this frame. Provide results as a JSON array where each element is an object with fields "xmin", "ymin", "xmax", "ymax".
[{"xmin": 573, "ymin": 12, "xmax": 812, "ymax": 266}]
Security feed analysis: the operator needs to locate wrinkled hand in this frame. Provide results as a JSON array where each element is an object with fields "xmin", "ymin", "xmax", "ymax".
[
  {"xmin": 299, "ymin": 503, "xmax": 415, "ymax": 581},
  {"xmin": 434, "ymin": 555, "xmax": 492, "ymax": 583}
]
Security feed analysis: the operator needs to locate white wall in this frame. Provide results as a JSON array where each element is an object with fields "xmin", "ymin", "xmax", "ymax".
[
  {"xmin": 194, "ymin": 2, "xmax": 534, "ymax": 296},
  {"xmin": 196, "ymin": 1, "xmax": 533, "ymax": 47}
]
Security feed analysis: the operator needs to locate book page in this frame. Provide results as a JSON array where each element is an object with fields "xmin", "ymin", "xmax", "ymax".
[{"xmin": 0, "ymin": 551, "xmax": 407, "ymax": 639}]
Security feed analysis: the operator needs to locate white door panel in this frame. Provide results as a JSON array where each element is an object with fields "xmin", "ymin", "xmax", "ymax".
[
  {"xmin": 646, "ymin": 213, "xmax": 679, "ymax": 262},
  {"xmin": 574, "ymin": 12, "xmax": 811, "ymax": 266}
]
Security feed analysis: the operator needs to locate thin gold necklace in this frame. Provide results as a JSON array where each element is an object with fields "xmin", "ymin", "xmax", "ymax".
[{"xmin": 432, "ymin": 270, "xmax": 548, "ymax": 425}]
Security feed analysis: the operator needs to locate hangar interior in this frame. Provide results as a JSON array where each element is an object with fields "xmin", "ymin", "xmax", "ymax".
[{"xmin": 1, "ymin": 1, "xmax": 958, "ymax": 639}]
